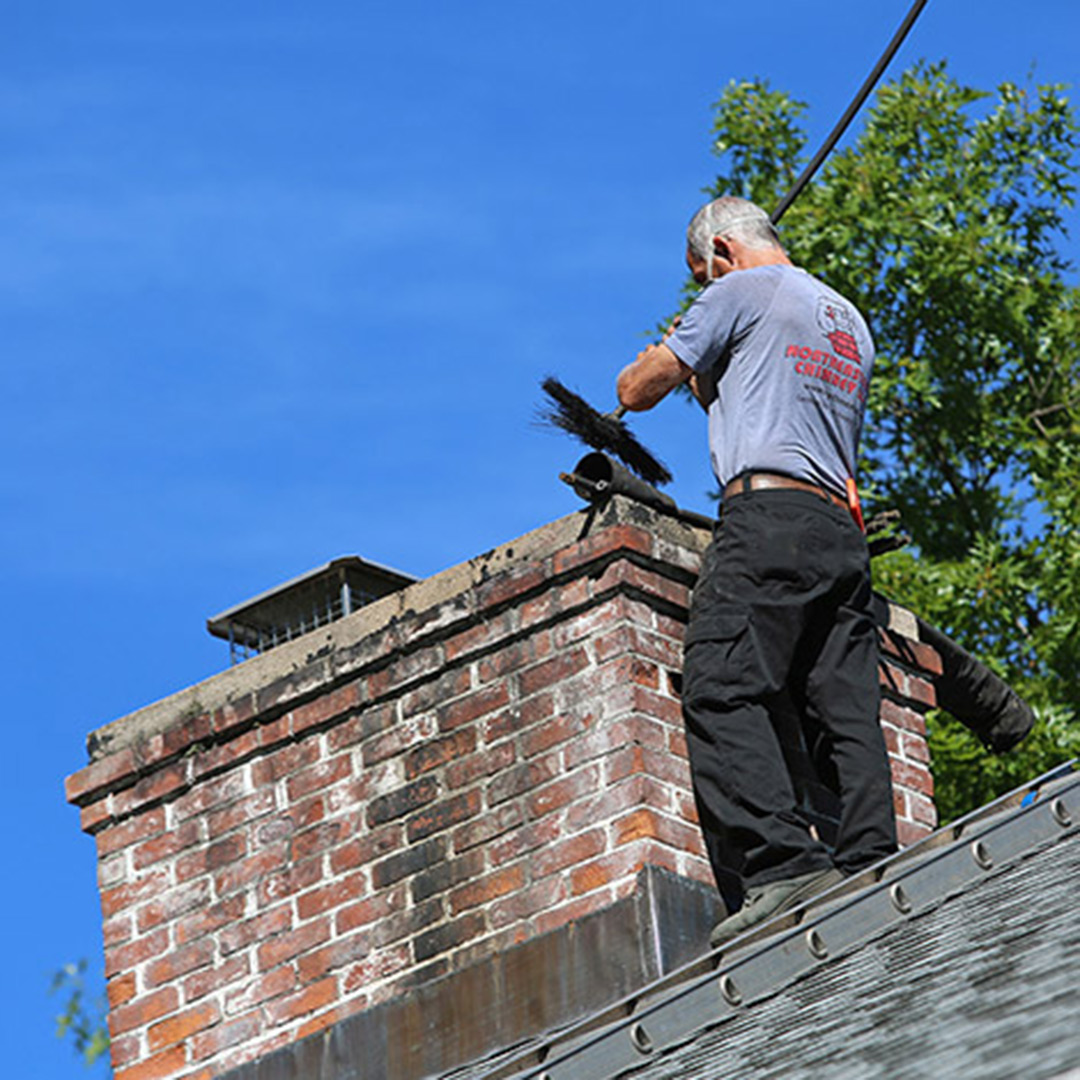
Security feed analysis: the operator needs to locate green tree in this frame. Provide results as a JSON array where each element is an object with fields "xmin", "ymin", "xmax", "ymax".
[
  {"xmin": 698, "ymin": 64, "xmax": 1080, "ymax": 821},
  {"xmin": 51, "ymin": 960, "xmax": 111, "ymax": 1071}
]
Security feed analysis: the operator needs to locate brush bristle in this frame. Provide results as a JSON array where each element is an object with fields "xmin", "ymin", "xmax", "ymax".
[{"xmin": 538, "ymin": 377, "xmax": 672, "ymax": 486}]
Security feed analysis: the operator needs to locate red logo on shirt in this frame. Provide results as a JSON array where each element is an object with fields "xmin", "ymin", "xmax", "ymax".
[{"xmin": 816, "ymin": 298, "xmax": 862, "ymax": 365}]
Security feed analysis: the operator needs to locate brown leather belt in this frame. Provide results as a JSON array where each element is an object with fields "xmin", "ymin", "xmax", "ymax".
[{"xmin": 723, "ymin": 472, "xmax": 848, "ymax": 511}]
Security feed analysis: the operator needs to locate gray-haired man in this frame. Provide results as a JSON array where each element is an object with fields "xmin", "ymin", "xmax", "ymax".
[{"xmin": 617, "ymin": 196, "xmax": 897, "ymax": 947}]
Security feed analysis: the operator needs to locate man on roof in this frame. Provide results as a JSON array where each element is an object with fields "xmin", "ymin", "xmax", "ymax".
[{"xmin": 617, "ymin": 195, "xmax": 898, "ymax": 947}]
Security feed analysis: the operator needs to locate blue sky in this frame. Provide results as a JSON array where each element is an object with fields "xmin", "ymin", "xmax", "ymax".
[{"xmin": 3, "ymin": 2, "xmax": 1078, "ymax": 1073}]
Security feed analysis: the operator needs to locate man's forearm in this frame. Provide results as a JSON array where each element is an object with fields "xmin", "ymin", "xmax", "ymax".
[{"xmin": 616, "ymin": 342, "xmax": 692, "ymax": 411}]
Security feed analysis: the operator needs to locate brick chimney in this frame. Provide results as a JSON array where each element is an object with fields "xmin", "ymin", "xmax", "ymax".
[{"xmin": 65, "ymin": 496, "xmax": 939, "ymax": 1080}]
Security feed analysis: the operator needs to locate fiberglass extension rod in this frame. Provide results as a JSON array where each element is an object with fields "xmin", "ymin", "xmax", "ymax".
[{"xmin": 770, "ymin": 0, "xmax": 931, "ymax": 224}]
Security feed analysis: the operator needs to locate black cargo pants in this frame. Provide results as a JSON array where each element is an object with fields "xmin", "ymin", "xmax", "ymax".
[{"xmin": 682, "ymin": 489, "xmax": 898, "ymax": 911}]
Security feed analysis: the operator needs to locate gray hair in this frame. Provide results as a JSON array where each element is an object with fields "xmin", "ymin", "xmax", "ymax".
[{"xmin": 686, "ymin": 197, "xmax": 781, "ymax": 260}]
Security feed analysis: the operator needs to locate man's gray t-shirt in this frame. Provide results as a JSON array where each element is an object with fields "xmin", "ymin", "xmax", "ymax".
[{"xmin": 665, "ymin": 264, "xmax": 874, "ymax": 494}]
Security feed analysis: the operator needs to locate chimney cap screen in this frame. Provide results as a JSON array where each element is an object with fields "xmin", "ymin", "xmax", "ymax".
[{"xmin": 206, "ymin": 555, "xmax": 417, "ymax": 663}]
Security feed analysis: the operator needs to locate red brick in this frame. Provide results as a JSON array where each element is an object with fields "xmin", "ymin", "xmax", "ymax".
[
  {"xmin": 65, "ymin": 747, "xmax": 139, "ymax": 806},
  {"xmin": 532, "ymin": 829, "xmax": 607, "ymax": 879},
  {"xmin": 297, "ymin": 934, "xmax": 369, "ymax": 984},
  {"xmin": 519, "ymin": 711, "xmax": 591, "ymax": 758},
  {"xmin": 97, "ymin": 808, "xmax": 166, "ymax": 858},
  {"xmin": 80, "ymin": 798, "xmax": 113, "ymax": 834},
  {"xmin": 256, "ymin": 714, "xmax": 293, "ymax": 750},
  {"xmin": 449, "ymin": 864, "xmax": 526, "ymax": 916},
  {"xmin": 880, "ymin": 663, "xmax": 937, "ymax": 708},
  {"xmin": 287, "ymin": 754, "xmax": 352, "ymax": 802},
  {"xmin": 900, "ymin": 731, "xmax": 931, "ymax": 763},
  {"xmin": 487, "ymin": 754, "xmax": 561, "ymax": 808},
  {"xmin": 137, "ymin": 878, "xmax": 214, "ymax": 935},
  {"xmin": 106, "ymin": 1033, "xmax": 140, "ymax": 1070},
  {"xmin": 489, "ymin": 875, "xmax": 567, "ymax": 929},
  {"xmin": 107, "ymin": 971, "xmax": 137, "ymax": 1010},
  {"xmin": 103, "ymin": 911, "xmax": 134, "ymax": 949},
  {"xmin": 190, "ymin": 1013, "xmax": 263, "ymax": 1061},
  {"xmin": 438, "ymin": 683, "xmax": 511, "ymax": 731},
  {"xmin": 606, "ymin": 744, "xmax": 688, "ymax": 788},
  {"xmin": 290, "ymin": 820, "xmax": 347, "ymax": 864},
  {"xmin": 105, "ymin": 926, "xmax": 170, "ymax": 977},
  {"xmin": 891, "ymin": 759, "xmax": 935, "ymax": 798},
  {"xmin": 210, "ymin": 694, "xmax": 257, "ymax": 740},
  {"xmin": 326, "ymin": 701, "xmax": 397, "ymax": 752},
  {"xmin": 329, "ymin": 825, "xmax": 404, "ymax": 875},
  {"xmin": 367, "ymin": 777, "xmax": 439, "ymax": 827},
  {"xmin": 446, "ymin": 739, "xmax": 515, "ymax": 789},
  {"xmin": 367, "ymin": 647, "xmax": 446, "ymax": 699},
  {"xmin": 257, "ymin": 856, "xmax": 325, "ymax": 910},
  {"xmin": 518, "ymin": 649, "xmax": 590, "ymax": 698},
  {"xmin": 213, "ymin": 842, "xmax": 290, "ymax": 897},
  {"xmin": 451, "ymin": 802, "xmax": 523, "ymax": 854},
  {"xmin": 879, "ymin": 630, "xmax": 943, "ymax": 676},
  {"xmin": 101, "ymin": 869, "xmax": 171, "ymax": 919},
  {"xmin": 264, "ymin": 977, "xmax": 338, "ymax": 1025},
  {"xmin": 336, "ymin": 887, "xmax": 404, "ymax": 936},
  {"xmin": 881, "ymin": 724, "xmax": 901, "ymax": 755},
  {"xmin": 475, "ymin": 564, "xmax": 549, "ymax": 609},
  {"xmin": 526, "ymin": 767, "xmax": 601, "ymax": 819},
  {"xmin": 444, "ymin": 611, "xmax": 518, "ymax": 663},
  {"xmin": 109, "ymin": 986, "xmax": 179, "ymax": 1038},
  {"xmin": 177, "ymin": 833, "xmax": 247, "ymax": 883},
  {"xmin": 554, "ymin": 576, "xmax": 592, "ymax": 610},
  {"xmin": 551, "ymin": 605, "xmax": 623, "ymax": 650},
  {"xmin": 144, "ymin": 711, "xmax": 213, "ymax": 769},
  {"xmin": 362, "ymin": 715, "xmax": 438, "ymax": 767},
  {"xmin": 476, "ymin": 632, "xmax": 554, "ymax": 683},
  {"xmin": 593, "ymin": 622, "xmax": 683, "ymax": 668},
  {"xmin": 406, "ymin": 789, "xmax": 482, "ymax": 843},
  {"xmin": 219, "ymin": 905, "xmax": 292, "ymax": 957},
  {"xmin": 291, "ymin": 680, "xmax": 363, "ymax": 735},
  {"xmin": 405, "ymin": 728, "xmax": 478, "ymax": 780},
  {"xmin": 296, "ymin": 873, "xmax": 368, "ymax": 920},
  {"xmin": 224, "ymin": 967, "xmax": 296, "ymax": 1016},
  {"xmin": 500, "ymin": 692, "xmax": 556, "ymax": 734},
  {"xmin": 897, "ymin": 819, "xmax": 933, "ymax": 847},
  {"xmin": 250, "ymin": 739, "xmax": 321, "ymax": 788},
  {"xmin": 904, "ymin": 789, "xmax": 938, "ymax": 827},
  {"xmin": 593, "ymin": 560, "xmax": 691, "ymax": 611},
  {"xmin": 879, "ymin": 698, "xmax": 928, "ymax": 736},
  {"xmin": 341, "ymin": 943, "xmax": 413, "ymax": 993},
  {"xmin": 570, "ymin": 848, "xmax": 645, "ymax": 896},
  {"xmin": 175, "ymin": 893, "xmax": 248, "ymax": 946},
  {"xmin": 132, "ymin": 819, "xmax": 203, "ymax": 871},
  {"xmin": 614, "ymin": 808, "xmax": 700, "ymax": 853},
  {"xmin": 188, "ymin": 727, "xmax": 261, "ymax": 784},
  {"xmin": 183, "ymin": 954, "xmax": 250, "ymax": 1003},
  {"xmin": 148, "ymin": 1002, "xmax": 219, "ymax": 1052},
  {"xmin": 552, "ymin": 524, "xmax": 654, "ymax": 575},
  {"xmin": 130, "ymin": 759, "xmax": 192, "ymax": 809},
  {"xmin": 488, "ymin": 815, "xmax": 562, "ymax": 865},
  {"xmin": 144, "ymin": 940, "xmax": 214, "ymax": 989},
  {"xmin": 257, "ymin": 917, "xmax": 332, "ymax": 971},
  {"xmin": 114, "ymin": 1044, "xmax": 187, "ymax": 1080},
  {"xmin": 172, "ymin": 770, "xmax": 250, "ymax": 823}
]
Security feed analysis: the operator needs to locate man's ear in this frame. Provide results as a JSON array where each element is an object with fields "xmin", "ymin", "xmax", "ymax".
[{"xmin": 711, "ymin": 235, "xmax": 732, "ymax": 260}]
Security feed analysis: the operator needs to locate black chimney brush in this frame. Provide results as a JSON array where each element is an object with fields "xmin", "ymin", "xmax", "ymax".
[{"xmin": 538, "ymin": 376, "xmax": 672, "ymax": 487}]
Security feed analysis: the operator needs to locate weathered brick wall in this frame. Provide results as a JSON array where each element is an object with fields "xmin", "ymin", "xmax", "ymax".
[{"xmin": 66, "ymin": 497, "xmax": 939, "ymax": 1080}]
